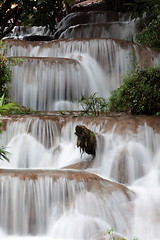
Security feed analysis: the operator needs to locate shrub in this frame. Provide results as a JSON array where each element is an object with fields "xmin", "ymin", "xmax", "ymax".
[
  {"xmin": 108, "ymin": 67, "xmax": 160, "ymax": 115},
  {"xmin": 133, "ymin": 0, "xmax": 160, "ymax": 47},
  {"xmin": 0, "ymin": 101, "xmax": 36, "ymax": 115},
  {"xmin": 136, "ymin": 15, "xmax": 160, "ymax": 48},
  {"xmin": 0, "ymin": 54, "xmax": 11, "ymax": 98},
  {"xmin": 0, "ymin": 41, "xmax": 24, "ymax": 98},
  {"xmin": 0, "ymin": 40, "xmax": 13, "ymax": 98},
  {"xmin": 0, "ymin": 123, "xmax": 10, "ymax": 162},
  {"xmin": 78, "ymin": 93, "xmax": 108, "ymax": 116}
]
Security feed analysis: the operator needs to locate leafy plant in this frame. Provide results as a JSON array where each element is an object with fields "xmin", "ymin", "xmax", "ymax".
[
  {"xmin": 136, "ymin": 14, "xmax": 160, "ymax": 47},
  {"xmin": 0, "ymin": 40, "xmax": 24, "ymax": 98},
  {"xmin": 133, "ymin": 0, "xmax": 160, "ymax": 47},
  {"xmin": 0, "ymin": 123, "xmax": 10, "ymax": 162},
  {"xmin": 0, "ymin": 41, "xmax": 12, "ymax": 98},
  {"xmin": 78, "ymin": 93, "xmax": 108, "ymax": 116},
  {"xmin": 0, "ymin": 146, "xmax": 10, "ymax": 162},
  {"xmin": 108, "ymin": 67, "xmax": 160, "ymax": 115},
  {"xmin": 0, "ymin": 101, "xmax": 36, "ymax": 115},
  {"xmin": 105, "ymin": 228, "xmax": 139, "ymax": 240},
  {"xmin": 0, "ymin": 94, "xmax": 5, "ymax": 107},
  {"xmin": 105, "ymin": 228, "xmax": 126, "ymax": 240}
]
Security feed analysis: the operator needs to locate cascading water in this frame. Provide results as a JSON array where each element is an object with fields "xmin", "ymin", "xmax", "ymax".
[
  {"xmin": 0, "ymin": 116, "xmax": 160, "ymax": 240},
  {"xmin": 1, "ymin": 6, "xmax": 160, "ymax": 240},
  {"xmin": 8, "ymin": 38, "xmax": 160, "ymax": 111},
  {"xmin": 10, "ymin": 54, "xmax": 109, "ymax": 111}
]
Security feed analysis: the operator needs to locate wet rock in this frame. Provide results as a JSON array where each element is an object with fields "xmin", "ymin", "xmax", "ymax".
[
  {"xmin": 0, "ymin": 169, "xmax": 133, "ymax": 198},
  {"xmin": 71, "ymin": 0, "xmax": 107, "ymax": 12},
  {"xmin": 63, "ymin": 158, "xmax": 94, "ymax": 169},
  {"xmin": 54, "ymin": 11, "xmax": 131, "ymax": 39},
  {"xmin": 75, "ymin": 125, "xmax": 96, "ymax": 156},
  {"xmin": 23, "ymin": 35, "xmax": 54, "ymax": 41}
]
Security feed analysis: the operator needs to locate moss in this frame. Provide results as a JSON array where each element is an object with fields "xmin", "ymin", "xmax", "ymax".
[
  {"xmin": 75, "ymin": 125, "xmax": 96, "ymax": 156},
  {"xmin": 0, "ymin": 102, "xmax": 37, "ymax": 115}
]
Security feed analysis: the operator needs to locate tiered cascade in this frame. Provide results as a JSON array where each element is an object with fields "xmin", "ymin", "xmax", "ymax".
[{"xmin": 1, "ymin": 6, "xmax": 160, "ymax": 240}]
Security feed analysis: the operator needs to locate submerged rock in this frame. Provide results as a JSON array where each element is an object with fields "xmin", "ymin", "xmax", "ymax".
[{"xmin": 75, "ymin": 125, "xmax": 97, "ymax": 156}]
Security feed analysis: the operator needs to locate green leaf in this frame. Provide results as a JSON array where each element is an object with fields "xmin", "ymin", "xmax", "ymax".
[{"xmin": 0, "ymin": 94, "xmax": 5, "ymax": 107}]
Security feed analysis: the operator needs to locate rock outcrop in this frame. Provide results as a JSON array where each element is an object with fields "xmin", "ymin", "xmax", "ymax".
[{"xmin": 75, "ymin": 125, "xmax": 97, "ymax": 156}]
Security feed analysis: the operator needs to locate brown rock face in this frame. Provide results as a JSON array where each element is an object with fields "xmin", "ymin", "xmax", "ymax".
[
  {"xmin": 0, "ymin": 169, "xmax": 132, "ymax": 199},
  {"xmin": 75, "ymin": 125, "xmax": 97, "ymax": 156},
  {"xmin": 71, "ymin": 0, "xmax": 107, "ymax": 12}
]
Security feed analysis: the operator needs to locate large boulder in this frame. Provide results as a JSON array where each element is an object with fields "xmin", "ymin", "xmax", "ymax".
[
  {"xmin": 75, "ymin": 125, "xmax": 97, "ymax": 156},
  {"xmin": 71, "ymin": 0, "xmax": 107, "ymax": 12}
]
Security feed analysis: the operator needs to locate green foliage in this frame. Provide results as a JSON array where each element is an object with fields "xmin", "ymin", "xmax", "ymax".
[
  {"xmin": 108, "ymin": 67, "xmax": 160, "ymax": 115},
  {"xmin": 0, "ymin": 94, "xmax": 5, "ymax": 107},
  {"xmin": 78, "ymin": 93, "xmax": 108, "ymax": 116},
  {"xmin": 133, "ymin": 0, "xmax": 160, "ymax": 47},
  {"xmin": 0, "ymin": 123, "xmax": 10, "ymax": 162},
  {"xmin": 105, "ymin": 228, "xmax": 139, "ymax": 240},
  {"xmin": 0, "ymin": 146, "xmax": 10, "ymax": 162},
  {"xmin": 105, "ymin": 228, "xmax": 126, "ymax": 240},
  {"xmin": 0, "ymin": 101, "xmax": 36, "ymax": 115},
  {"xmin": 0, "ymin": 40, "xmax": 24, "ymax": 98},
  {"xmin": 0, "ymin": 41, "xmax": 11, "ymax": 98},
  {"xmin": 109, "ymin": 0, "xmax": 160, "ymax": 47},
  {"xmin": 136, "ymin": 14, "xmax": 160, "ymax": 47}
]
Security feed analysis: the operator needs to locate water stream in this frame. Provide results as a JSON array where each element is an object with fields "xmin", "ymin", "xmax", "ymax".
[{"xmin": 0, "ymin": 116, "xmax": 159, "ymax": 240}]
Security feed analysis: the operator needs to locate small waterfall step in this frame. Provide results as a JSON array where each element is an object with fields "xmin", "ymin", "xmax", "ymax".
[
  {"xmin": 3, "ymin": 26, "xmax": 53, "ymax": 40},
  {"xmin": 58, "ymin": 22, "xmax": 137, "ymax": 41},
  {"xmin": 0, "ymin": 115, "xmax": 159, "ymax": 174},
  {"xmin": 10, "ymin": 55, "xmax": 110, "ymax": 111},
  {"xmin": 53, "ymin": 10, "xmax": 139, "ymax": 39},
  {"xmin": 0, "ymin": 169, "xmax": 132, "ymax": 237},
  {"xmin": 0, "ymin": 114, "xmax": 160, "ymax": 239}
]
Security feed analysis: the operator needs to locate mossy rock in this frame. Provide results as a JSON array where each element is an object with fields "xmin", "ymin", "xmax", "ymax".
[
  {"xmin": 0, "ymin": 102, "xmax": 36, "ymax": 115},
  {"xmin": 75, "ymin": 125, "xmax": 96, "ymax": 156}
]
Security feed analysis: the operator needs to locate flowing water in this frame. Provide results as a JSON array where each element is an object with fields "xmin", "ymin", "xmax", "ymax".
[
  {"xmin": 1, "ymin": 8, "xmax": 160, "ymax": 240},
  {"xmin": 0, "ymin": 116, "xmax": 160, "ymax": 240},
  {"xmin": 8, "ymin": 38, "xmax": 160, "ymax": 111}
]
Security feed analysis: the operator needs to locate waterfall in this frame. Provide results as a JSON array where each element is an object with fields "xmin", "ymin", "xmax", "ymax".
[
  {"xmin": 10, "ymin": 55, "xmax": 109, "ymax": 111},
  {"xmin": 1, "ymin": 7, "xmax": 160, "ymax": 240},
  {"xmin": 0, "ymin": 116, "xmax": 160, "ymax": 239},
  {"xmin": 0, "ymin": 170, "xmax": 132, "ymax": 239},
  {"xmin": 58, "ymin": 22, "xmax": 136, "ymax": 41},
  {"xmin": 8, "ymin": 38, "xmax": 160, "ymax": 110}
]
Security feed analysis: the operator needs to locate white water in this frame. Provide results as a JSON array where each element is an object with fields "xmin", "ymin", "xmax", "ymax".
[
  {"xmin": 3, "ymin": 26, "xmax": 51, "ymax": 40},
  {"xmin": 2, "ymin": 9, "xmax": 160, "ymax": 240},
  {"xmin": 0, "ymin": 117, "xmax": 160, "ymax": 239},
  {"xmin": 11, "ymin": 53, "xmax": 109, "ymax": 111},
  {"xmin": 8, "ymin": 38, "xmax": 160, "ymax": 111},
  {"xmin": 0, "ymin": 174, "xmax": 130, "ymax": 239},
  {"xmin": 59, "ymin": 22, "xmax": 136, "ymax": 41},
  {"xmin": 8, "ymin": 37, "xmax": 160, "ymax": 111}
]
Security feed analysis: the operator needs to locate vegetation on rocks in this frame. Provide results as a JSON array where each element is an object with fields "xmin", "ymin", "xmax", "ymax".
[
  {"xmin": 136, "ymin": 14, "xmax": 160, "ymax": 48},
  {"xmin": 78, "ymin": 93, "xmax": 108, "ymax": 116},
  {"xmin": 108, "ymin": 67, "xmax": 160, "ymax": 115},
  {"xmin": 0, "ymin": 101, "xmax": 36, "ymax": 115},
  {"xmin": 0, "ymin": 41, "xmax": 12, "ymax": 97},
  {"xmin": 103, "ymin": 0, "xmax": 160, "ymax": 48},
  {"xmin": 134, "ymin": 0, "xmax": 160, "ymax": 47},
  {"xmin": 0, "ymin": 40, "xmax": 23, "ymax": 98},
  {"xmin": 75, "ymin": 125, "xmax": 97, "ymax": 157}
]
